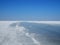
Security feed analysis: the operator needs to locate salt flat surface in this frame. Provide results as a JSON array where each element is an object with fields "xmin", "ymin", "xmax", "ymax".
[{"xmin": 0, "ymin": 21, "xmax": 60, "ymax": 45}]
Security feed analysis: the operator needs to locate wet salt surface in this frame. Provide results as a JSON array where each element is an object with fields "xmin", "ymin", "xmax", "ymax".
[{"xmin": 0, "ymin": 21, "xmax": 60, "ymax": 45}]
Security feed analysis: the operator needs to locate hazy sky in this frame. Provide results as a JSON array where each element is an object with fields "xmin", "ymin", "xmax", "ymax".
[{"xmin": 0, "ymin": 0, "xmax": 60, "ymax": 21}]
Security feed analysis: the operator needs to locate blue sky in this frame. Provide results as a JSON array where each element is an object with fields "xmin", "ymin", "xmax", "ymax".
[{"xmin": 0, "ymin": 0, "xmax": 60, "ymax": 21}]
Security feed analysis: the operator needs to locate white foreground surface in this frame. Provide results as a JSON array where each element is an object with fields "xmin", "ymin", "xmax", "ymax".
[{"xmin": 0, "ymin": 21, "xmax": 60, "ymax": 45}]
